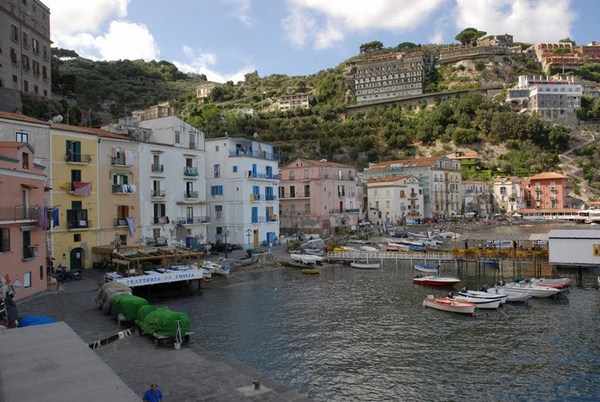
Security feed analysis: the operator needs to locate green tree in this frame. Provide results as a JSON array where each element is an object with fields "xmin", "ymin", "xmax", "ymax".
[
  {"xmin": 455, "ymin": 27, "xmax": 487, "ymax": 46},
  {"xmin": 359, "ymin": 41, "xmax": 384, "ymax": 54}
]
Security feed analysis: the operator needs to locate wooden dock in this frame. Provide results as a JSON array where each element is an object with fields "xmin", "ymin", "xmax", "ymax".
[{"xmin": 327, "ymin": 251, "xmax": 455, "ymax": 266}]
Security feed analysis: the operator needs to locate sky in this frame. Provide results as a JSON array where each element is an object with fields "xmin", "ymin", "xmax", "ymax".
[{"xmin": 45, "ymin": 0, "xmax": 600, "ymax": 83}]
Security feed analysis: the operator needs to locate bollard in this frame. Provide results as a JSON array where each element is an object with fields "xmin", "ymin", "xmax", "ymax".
[{"xmin": 252, "ymin": 380, "xmax": 260, "ymax": 390}]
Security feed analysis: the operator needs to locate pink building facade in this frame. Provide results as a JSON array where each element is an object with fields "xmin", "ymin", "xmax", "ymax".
[
  {"xmin": 526, "ymin": 172, "xmax": 570, "ymax": 209},
  {"xmin": 279, "ymin": 159, "xmax": 363, "ymax": 236},
  {"xmin": 0, "ymin": 142, "xmax": 48, "ymax": 300}
]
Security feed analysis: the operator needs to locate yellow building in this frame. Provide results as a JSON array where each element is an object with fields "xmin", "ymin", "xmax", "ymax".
[
  {"xmin": 97, "ymin": 131, "xmax": 140, "ymax": 248},
  {"xmin": 49, "ymin": 124, "xmax": 100, "ymax": 270}
]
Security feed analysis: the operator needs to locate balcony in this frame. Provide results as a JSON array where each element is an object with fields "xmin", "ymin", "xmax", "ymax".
[
  {"xmin": 266, "ymin": 194, "xmax": 277, "ymax": 201},
  {"xmin": 189, "ymin": 141, "xmax": 197, "ymax": 149},
  {"xmin": 0, "ymin": 206, "xmax": 38, "ymax": 222},
  {"xmin": 67, "ymin": 219, "xmax": 90, "ymax": 229},
  {"xmin": 112, "ymin": 184, "xmax": 135, "ymax": 194},
  {"xmin": 65, "ymin": 153, "xmax": 92, "ymax": 163},
  {"xmin": 152, "ymin": 216, "xmax": 170, "ymax": 224},
  {"xmin": 113, "ymin": 218, "xmax": 128, "ymax": 227},
  {"xmin": 229, "ymin": 149, "xmax": 280, "ymax": 161},
  {"xmin": 151, "ymin": 190, "xmax": 165, "ymax": 198},
  {"xmin": 151, "ymin": 164, "xmax": 164, "ymax": 173},
  {"xmin": 331, "ymin": 209, "xmax": 360, "ymax": 214},
  {"xmin": 184, "ymin": 166, "xmax": 199, "ymax": 176},
  {"xmin": 175, "ymin": 216, "xmax": 209, "ymax": 225},
  {"xmin": 247, "ymin": 171, "xmax": 281, "ymax": 180},
  {"xmin": 184, "ymin": 191, "xmax": 199, "ymax": 199},
  {"xmin": 111, "ymin": 156, "xmax": 126, "ymax": 165}
]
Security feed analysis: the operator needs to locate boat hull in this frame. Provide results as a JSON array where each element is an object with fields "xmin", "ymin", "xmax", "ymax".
[
  {"xmin": 453, "ymin": 295, "xmax": 501, "ymax": 309},
  {"xmin": 500, "ymin": 284, "xmax": 561, "ymax": 298},
  {"xmin": 351, "ymin": 262, "xmax": 380, "ymax": 269},
  {"xmin": 413, "ymin": 276, "xmax": 461, "ymax": 286},
  {"xmin": 414, "ymin": 264, "xmax": 439, "ymax": 274},
  {"xmin": 423, "ymin": 297, "xmax": 475, "ymax": 315}
]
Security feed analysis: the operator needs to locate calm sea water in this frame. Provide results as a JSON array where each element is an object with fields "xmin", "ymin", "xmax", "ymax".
[{"xmin": 159, "ymin": 261, "xmax": 600, "ymax": 402}]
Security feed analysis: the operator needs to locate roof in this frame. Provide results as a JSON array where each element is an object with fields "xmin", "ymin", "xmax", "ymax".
[
  {"xmin": 282, "ymin": 158, "xmax": 353, "ymax": 169},
  {"xmin": 51, "ymin": 124, "xmax": 133, "ymax": 141},
  {"xmin": 367, "ymin": 175, "xmax": 412, "ymax": 183},
  {"xmin": 458, "ymin": 232, "xmax": 547, "ymax": 241},
  {"xmin": 548, "ymin": 229, "xmax": 600, "ymax": 239},
  {"xmin": 367, "ymin": 156, "xmax": 444, "ymax": 172},
  {"xmin": 0, "ymin": 111, "xmax": 48, "ymax": 125},
  {"xmin": 529, "ymin": 172, "xmax": 568, "ymax": 180}
]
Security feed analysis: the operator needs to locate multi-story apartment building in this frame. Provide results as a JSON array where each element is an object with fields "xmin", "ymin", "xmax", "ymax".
[
  {"xmin": 347, "ymin": 51, "xmax": 429, "ymax": 105},
  {"xmin": 205, "ymin": 137, "xmax": 279, "ymax": 247},
  {"xmin": 366, "ymin": 175, "xmax": 423, "ymax": 227},
  {"xmin": 363, "ymin": 156, "xmax": 461, "ymax": 220},
  {"xmin": 279, "ymin": 159, "xmax": 362, "ymax": 236},
  {"xmin": 271, "ymin": 93, "xmax": 310, "ymax": 111},
  {"xmin": 534, "ymin": 42, "xmax": 600, "ymax": 72},
  {"xmin": 525, "ymin": 172, "xmax": 569, "ymax": 209},
  {"xmin": 0, "ymin": 141, "xmax": 47, "ymax": 300},
  {"xmin": 97, "ymin": 130, "xmax": 140, "ymax": 248},
  {"xmin": 461, "ymin": 181, "xmax": 492, "ymax": 218},
  {"xmin": 49, "ymin": 124, "xmax": 99, "ymax": 271},
  {"xmin": 137, "ymin": 116, "xmax": 207, "ymax": 247},
  {"xmin": 492, "ymin": 176, "xmax": 526, "ymax": 214},
  {"xmin": 506, "ymin": 75, "xmax": 582, "ymax": 121},
  {"xmin": 0, "ymin": 0, "xmax": 52, "ymax": 98}
]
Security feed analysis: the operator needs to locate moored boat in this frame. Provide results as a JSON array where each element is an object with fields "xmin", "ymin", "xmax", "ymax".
[
  {"xmin": 414, "ymin": 264, "xmax": 439, "ymax": 274},
  {"xmin": 499, "ymin": 282, "xmax": 562, "ymax": 298},
  {"xmin": 529, "ymin": 277, "xmax": 571, "ymax": 289},
  {"xmin": 423, "ymin": 295, "xmax": 475, "ymax": 315},
  {"xmin": 452, "ymin": 294, "xmax": 501, "ymax": 309},
  {"xmin": 459, "ymin": 289, "xmax": 507, "ymax": 304},
  {"xmin": 351, "ymin": 262, "xmax": 381, "ymax": 269},
  {"xmin": 413, "ymin": 274, "xmax": 461, "ymax": 286}
]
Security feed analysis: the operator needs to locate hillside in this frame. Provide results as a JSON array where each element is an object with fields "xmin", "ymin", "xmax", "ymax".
[{"xmin": 19, "ymin": 46, "xmax": 600, "ymax": 198}]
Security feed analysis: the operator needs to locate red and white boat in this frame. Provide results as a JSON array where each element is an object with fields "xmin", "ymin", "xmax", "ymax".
[
  {"xmin": 413, "ymin": 275, "xmax": 461, "ymax": 286},
  {"xmin": 529, "ymin": 277, "xmax": 571, "ymax": 289},
  {"xmin": 423, "ymin": 296, "xmax": 476, "ymax": 315}
]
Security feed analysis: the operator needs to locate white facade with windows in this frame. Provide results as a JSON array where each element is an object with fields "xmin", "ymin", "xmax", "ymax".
[
  {"xmin": 205, "ymin": 137, "xmax": 280, "ymax": 247},
  {"xmin": 366, "ymin": 175, "xmax": 424, "ymax": 226}
]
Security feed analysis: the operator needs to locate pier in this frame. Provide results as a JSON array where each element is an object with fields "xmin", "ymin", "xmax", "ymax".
[{"xmin": 327, "ymin": 251, "xmax": 455, "ymax": 266}]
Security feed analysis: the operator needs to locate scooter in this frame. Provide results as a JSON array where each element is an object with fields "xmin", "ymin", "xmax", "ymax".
[{"xmin": 53, "ymin": 265, "xmax": 82, "ymax": 282}]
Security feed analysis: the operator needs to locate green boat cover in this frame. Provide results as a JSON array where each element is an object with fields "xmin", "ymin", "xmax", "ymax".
[
  {"xmin": 135, "ymin": 304, "xmax": 158, "ymax": 322},
  {"xmin": 136, "ymin": 306, "xmax": 193, "ymax": 338},
  {"xmin": 108, "ymin": 294, "xmax": 149, "ymax": 320}
]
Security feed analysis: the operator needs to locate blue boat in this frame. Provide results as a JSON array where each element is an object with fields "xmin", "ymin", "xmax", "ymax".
[{"xmin": 414, "ymin": 264, "xmax": 439, "ymax": 274}]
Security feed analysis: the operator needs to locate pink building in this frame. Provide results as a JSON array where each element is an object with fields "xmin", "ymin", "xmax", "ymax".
[
  {"xmin": 526, "ymin": 172, "xmax": 570, "ymax": 209},
  {"xmin": 279, "ymin": 159, "xmax": 363, "ymax": 236},
  {"xmin": 0, "ymin": 142, "xmax": 48, "ymax": 300}
]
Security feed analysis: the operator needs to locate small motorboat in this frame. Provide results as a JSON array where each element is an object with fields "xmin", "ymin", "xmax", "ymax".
[
  {"xmin": 413, "ymin": 274, "xmax": 461, "ymax": 287},
  {"xmin": 459, "ymin": 289, "xmax": 507, "ymax": 304},
  {"xmin": 423, "ymin": 295, "xmax": 475, "ymax": 315},
  {"xmin": 529, "ymin": 277, "xmax": 571, "ymax": 289},
  {"xmin": 414, "ymin": 264, "xmax": 439, "ymax": 274},
  {"xmin": 290, "ymin": 253, "xmax": 325, "ymax": 265},
  {"xmin": 499, "ymin": 282, "xmax": 562, "ymax": 298},
  {"xmin": 383, "ymin": 242, "xmax": 410, "ymax": 252},
  {"xmin": 452, "ymin": 294, "xmax": 501, "ymax": 309},
  {"xmin": 351, "ymin": 262, "xmax": 381, "ymax": 269}
]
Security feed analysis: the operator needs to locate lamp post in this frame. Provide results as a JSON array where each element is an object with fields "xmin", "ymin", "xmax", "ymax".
[{"xmin": 224, "ymin": 229, "xmax": 230, "ymax": 258}]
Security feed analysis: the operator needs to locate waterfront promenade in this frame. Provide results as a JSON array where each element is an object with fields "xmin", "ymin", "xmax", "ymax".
[{"xmin": 8, "ymin": 257, "xmax": 311, "ymax": 402}]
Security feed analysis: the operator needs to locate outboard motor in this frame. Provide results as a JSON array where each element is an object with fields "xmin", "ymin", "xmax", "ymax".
[{"xmin": 447, "ymin": 291, "xmax": 454, "ymax": 298}]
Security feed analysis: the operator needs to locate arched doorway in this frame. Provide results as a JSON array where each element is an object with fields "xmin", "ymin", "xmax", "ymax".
[{"xmin": 70, "ymin": 247, "xmax": 84, "ymax": 270}]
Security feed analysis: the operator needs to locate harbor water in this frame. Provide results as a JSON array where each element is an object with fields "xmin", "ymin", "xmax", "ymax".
[{"xmin": 156, "ymin": 261, "xmax": 600, "ymax": 401}]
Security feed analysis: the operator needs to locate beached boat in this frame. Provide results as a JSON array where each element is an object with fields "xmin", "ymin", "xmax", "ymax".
[
  {"xmin": 499, "ymin": 282, "xmax": 562, "ymax": 298},
  {"xmin": 351, "ymin": 262, "xmax": 381, "ymax": 269},
  {"xmin": 290, "ymin": 253, "xmax": 324, "ymax": 265},
  {"xmin": 423, "ymin": 295, "xmax": 475, "ymax": 315},
  {"xmin": 414, "ymin": 264, "xmax": 439, "ymax": 274},
  {"xmin": 413, "ymin": 275, "xmax": 461, "ymax": 286},
  {"xmin": 383, "ymin": 242, "xmax": 410, "ymax": 252}
]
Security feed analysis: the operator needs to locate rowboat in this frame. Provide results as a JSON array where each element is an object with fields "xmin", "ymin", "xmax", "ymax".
[
  {"xmin": 423, "ymin": 296, "xmax": 475, "ymax": 315},
  {"xmin": 499, "ymin": 282, "xmax": 562, "ymax": 298},
  {"xmin": 413, "ymin": 275, "xmax": 461, "ymax": 286},
  {"xmin": 414, "ymin": 264, "xmax": 439, "ymax": 274},
  {"xmin": 351, "ymin": 262, "xmax": 380, "ymax": 269}
]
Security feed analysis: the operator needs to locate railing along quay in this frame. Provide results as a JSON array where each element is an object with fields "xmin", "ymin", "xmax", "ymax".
[{"xmin": 327, "ymin": 251, "xmax": 455, "ymax": 265}]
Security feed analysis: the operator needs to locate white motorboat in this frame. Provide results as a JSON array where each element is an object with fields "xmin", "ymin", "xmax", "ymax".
[
  {"xmin": 423, "ymin": 295, "xmax": 475, "ymax": 315},
  {"xmin": 383, "ymin": 242, "xmax": 410, "ymax": 252},
  {"xmin": 452, "ymin": 294, "xmax": 501, "ymax": 309},
  {"xmin": 499, "ymin": 282, "xmax": 561, "ymax": 298},
  {"xmin": 351, "ymin": 262, "xmax": 380, "ymax": 269},
  {"xmin": 290, "ymin": 253, "xmax": 325, "ymax": 265},
  {"xmin": 459, "ymin": 289, "xmax": 507, "ymax": 305}
]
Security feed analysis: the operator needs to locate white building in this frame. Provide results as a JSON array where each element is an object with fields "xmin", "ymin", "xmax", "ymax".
[
  {"xmin": 366, "ymin": 175, "xmax": 424, "ymax": 226},
  {"xmin": 548, "ymin": 229, "xmax": 600, "ymax": 267},
  {"xmin": 205, "ymin": 137, "xmax": 280, "ymax": 247},
  {"xmin": 506, "ymin": 75, "xmax": 582, "ymax": 121},
  {"xmin": 492, "ymin": 176, "xmax": 526, "ymax": 214},
  {"xmin": 137, "ymin": 116, "xmax": 208, "ymax": 247},
  {"xmin": 461, "ymin": 181, "xmax": 492, "ymax": 218}
]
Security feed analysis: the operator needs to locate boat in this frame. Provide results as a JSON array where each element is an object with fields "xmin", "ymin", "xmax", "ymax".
[
  {"xmin": 458, "ymin": 289, "xmax": 507, "ymax": 304},
  {"xmin": 422, "ymin": 295, "xmax": 475, "ymax": 315},
  {"xmin": 499, "ymin": 282, "xmax": 562, "ymax": 298},
  {"xmin": 290, "ymin": 253, "xmax": 324, "ymax": 265},
  {"xmin": 414, "ymin": 264, "xmax": 439, "ymax": 274},
  {"xmin": 452, "ymin": 294, "xmax": 502, "ymax": 309},
  {"xmin": 481, "ymin": 258, "xmax": 500, "ymax": 269},
  {"xmin": 383, "ymin": 242, "xmax": 410, "ymax": 252},
  {"xmin": 413, "ymin": 274, "xmax": 461, "ymax": 286},
  {"xmin": 504, "ymin": 292, "xmax": 533, "ymax": 303},
  {"xmin": 351, "ymin": 262, "xmax": 381, "ymax": 269},
  {"xmin": 301, "ymin": 268, "xmax": 320, "ymax": 275},
  {"xmin": 529, "ymin": 277, "xmax": 571, "ymax": 289}
]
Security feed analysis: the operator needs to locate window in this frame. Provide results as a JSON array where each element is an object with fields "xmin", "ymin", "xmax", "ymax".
[
  {"xmin": 43, "ymin": 45, "xmax": 48, "ymax": 59},
  {"xmin": 215, "ymin": 205, "xmax": 223, "ymax": 218},
  {"xmin": 289, "ymin": 171, "xmax": 295, "ymax": 180},
  {"xmin": 11, "ymin": 25, "xmax": 18, "ymax": 41},
  {"xmin": 22, "ymin": 55, "xmax": 30, "ymax": 70},
  {"xmin": 42, "ymin": 66, "xmax": 48, "ymax": 80},
  {"xmin": 16, "ymin": 131, "xmax": 28, "ymax": 143},
  {"xmin": 0, "ymin": 228, "xmax": 10, "ymax": 252},
  {"xmin": 304, "ymin": 185, "xmax": 310, "ymax": 197},
  {"xmin": 74, "ymin": 234, "xmax": 81, "ymax": 242},
  {"xmin": 22, "ymin": 230, "xmax": 33, "ymax": 259},
  {"xmin": 24, "ymin": 272, "xmax": 31, "ymax": 288},
  {"xmin": 304, "ymin": 204, "xmax": 310, "ymax": 214},
  {"xmin": 32, "ymin": 60, "xmax": 39, "ymax": 76},
  {"xmin": 304, "ymin": 169, "xmax": 309, "ymax": 179},
  {"xmin": 40, "ymin": 265, "xmax": 44, "ymax": 280},
  {"xmin": 23, "ymin": 80, "xmax": 28, "ymax": 92},
  {"xmin": 22, "ymin": 32, "xmax": 28, "ymax": 47},
  {"xmin": 118, "ymin": 234, "xmax": 127, "ymax": 246},
  {"xmin": 214, "ymin": 164, "xmax": 220, "ymax": 178},
  {"xmin": 22, "ymin": 152, "xmax": 29, "ymax": 169},
  {"xmin": 210, "ymin": 185, "xmax": 223, "ymax": 195},
  {"xmin": 290, "ymin": 185, "xmax": 296, "ymax": 198},
  {"xmin": 594, "ymin": 244, "xmax": 600, "ymax": 257},
  {"xmin": 32, "ymin": 38, "xmax": 39, "ymax": 54},
  {"xmin": 251, "ymin": 207, "xmax": 258, "ymax": 223},
  {"xmin": 233, "ymin": 165, "xmax": 238, "ymax": 173},
  {"xmin": 174, "ymin": 131, "xmax": 180, "ymax": 144},
  {"xmin": 66, "ymin": 140, "xmax": 82, "ymax": 162},
  {"xmin": 10, "ymin": 47, "xmax": 17, "ymax": 64},
  {"xmin": 338, "ymin": 170, "xmax": 342, "ymax": 180}
]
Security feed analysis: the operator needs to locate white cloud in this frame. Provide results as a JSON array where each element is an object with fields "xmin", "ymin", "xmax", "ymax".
[
  {"xmin": 174, "ymin": 48, "xmax": 255, "ymax": 83},
  {"xmin": 283, "ymin": 0, "xmax": 446, "ymax": 49},
  {"xmin": 454, "ymin": 0, "xmax": 575, "ymax": 43},
  {"xmin": 222, "ymin": 0, "xmax": 254, "ymax": 27},
  {"xmin": 95, "ymin": 21, "xmax": 159, "ymax": 60},
  {"xmin": 45, "ymin": 0, "xmax": 129, "ymax": 37}
]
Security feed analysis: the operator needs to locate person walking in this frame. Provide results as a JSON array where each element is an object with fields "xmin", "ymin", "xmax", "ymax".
[{"xmin": 142, "ymin": 383, "xmax": 163, "ymax": 402}]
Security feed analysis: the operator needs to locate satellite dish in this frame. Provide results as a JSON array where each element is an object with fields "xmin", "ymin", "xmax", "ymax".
[{"xmin": 52, "ymin": 115, "xmax": 63, "ymax": 123}]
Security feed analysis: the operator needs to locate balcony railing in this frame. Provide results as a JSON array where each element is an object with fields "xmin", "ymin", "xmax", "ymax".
[
  {"xmin": 250, "ymin": 216, "xmax": 278, "ymax": 224},
  {"xmin": 65, "ymin": 153, "xmax": 92, "ymax": 163},
  {"xmin": 229, "ymin": 149, "xmax": 280, "ymax": 161},
  {"xmin": 189, "ymin": 141, "xmax": 197, "ymax": 149},
  {"xmin": 151, "ymin": 190, "xmax": 165, "ymax": 197},
  {"xmin": 175, "ymin": 216, "xmax": 210, "ymax": 225},
  {"xmin": 151, "ymin": 164, "xmax": 164, "ymax": 173},
  {"xmin": 266, "ymin": 194, "xmax": 277, "ymax": 201},
  {"xmin": 111, "ymin": 156, "xmax": 126, "ymax": 165},
  {"xmin": 114, "ymin": 218, "xmax": 128, "ymax": 227},
  {"xmin": 184, "ymin": 191, "xmax": 199, "ymax": 199},
  {"xmin": 331, "ymin": 209, "xmax": 360, "ymax": 214},
  {"xmin": 184, "ymin": 166, "xmax": 199, "ymax": 176},
  {"xmin": 0, "ymin": 206, "xmax": 38, "ymax": 221},
  {"xmin": 152, "ymin": 216, "xmax": 170, "ymax": 224},
  {"xmin": 67, "ymin": 219, "xmax": 90, "ymax": 229},
  {"xmin": 112, "ymin": 184, "xmax": 135, "ymax": 194},
  {"xmin": 247, "ymin": 172, "xmax": 280, "ymax": 180},
  {"xmin": 67, "ymin": 208, "xmax": 89, "ymax": 229}
]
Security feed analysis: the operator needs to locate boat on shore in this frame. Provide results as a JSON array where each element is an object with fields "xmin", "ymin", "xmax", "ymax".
[
  {"xmin": 413, "ymin": 275, "xmax": 461, "ymax": 287},
  {"xmin": 423, "ymin": 295, "xmax": 475, "ymax": 315},
  {"xmin": 290, "ymin": 253, "xmax": 324, "ymax": 265},
  {"xmin": 351, "ymin": 262, "xmax": 381, "ymax": 269},
  {"xmin": 414, "ymin": 264, "xmax": 439, "ymax": 274}
]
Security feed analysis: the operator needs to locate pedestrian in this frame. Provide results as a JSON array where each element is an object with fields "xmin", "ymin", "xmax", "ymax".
[
  {"xmin": 142, "ymin": 383, "xmax": 163, "ymax": 402},
  {"xmin": 268, "ymin": 241, "xmax": 272, "ymax": 253}
]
